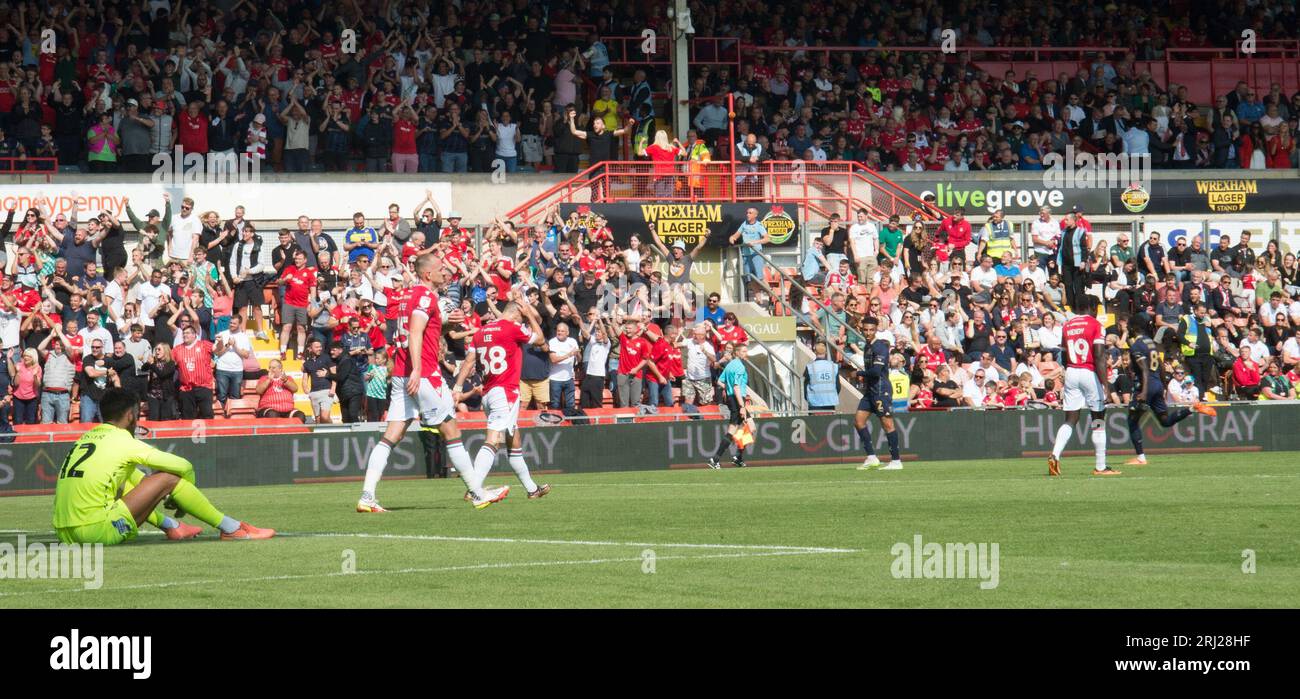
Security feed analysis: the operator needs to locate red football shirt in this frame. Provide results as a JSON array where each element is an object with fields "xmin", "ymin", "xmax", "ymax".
[
  {"xmin": 330, "ymin": 305, "xmax": 359, "ymax": 341},
  {"xmin": 393, "ymin": 119, "xmax": 417, "ymax": 154},
  {"xmin": 652, "ymin": 337, "xmax": 683, "ymax": 379},
  {"xmin": 177, "ymin": 111, "xmax": 208, "ymax": 153},
  {"xmin": 714, "ymin": 323, "xmax": 749, "ymax": 350},
  {"xmin": 392, "ymin": 285, "xmax": 443, "ymax": 383},
  {"xmin": 1062, "ymin": 315, "xmax": 1104, "ymax": 370},
  {"xmin": 279, "ymin": 264, "xmax": 317, "ymax": 307},
  {"xmin": 470, "ymin": 318, "xmax": 531, "ymax": 402},
  {"xmin": 489, "ymin": 258, "xmax": 514, "ymax": 296},
  {"xmin": 917, "ymin": 345, "xmax": 947, "ymax": 373},
  {"xmin": 618, "ymin": 333, "xmax": 653, "ymax": 378},
  {"xmin": 385, "ymin": 286, "xmax": 409, "ymax": 320},
  {"xmin": 174, "ymin": 340, "xmax": 215, "ymax": 390}
]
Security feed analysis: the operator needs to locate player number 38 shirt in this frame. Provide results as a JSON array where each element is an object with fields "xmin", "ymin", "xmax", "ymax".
[{"xmin": 470, "ymin": 318, "xmax": 531, "ymax": 402}]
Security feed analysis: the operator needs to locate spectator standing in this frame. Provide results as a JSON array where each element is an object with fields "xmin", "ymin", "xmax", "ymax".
[
  {"xmin": 646, "ymin": 325, "xmax": 681, "ymax": 408},
  {"xmin": 38, "ymin": 332, "xmax": 75, "ymax": 423},
  {"xmin": 8, "ymin": 349, "xmax": 41, "ymax": 424},
  {"xmin": 168, "ymin": 198, "xmax": 201, "ymax": 264},
  {"xmin": 344, "ymin": 213, "xmax": 379, "ymax": 266},
  {"xmin": 438, "ymin": 103, "xmax": 470, "ymax": 173},
  {"xmin": 641, "ymin": 130, "xmax": 684, "ymax": 197},
  {"xmin": 491, "ymin": 110, "xmax": 521, "ymax": 173},
  {"xmin": 76, "ymin": 339, "xmax": 111, "ymax": 422},
  {"xmin": 616, "ymin": 320, "xmax": 653, "ymax": 408},
  {"xmin": 730, "ymin": 207, "xmax": 771, "ymax": 298},
  {"xmin": 118, "ymin": 99, "xmax": 154, "ymax": 172},
  {"xmin": 848, "ymin": 209, "xmax": 880, "ymax": 285},
  {"xmin": 1178, "ymin": 303, "xmax": 1218, "ymax": 396},
  {"xmin": 805, "ymin": 341, "xmax": 841, "ymax": 410},
  {"xmin": 142, "ymin": 343, "xmax": 178, "ymax": 421},
  {"xmin": 214, "ymin": 316, "xmax": 253, "ymax": 418},
  {"xmin": 173, "ymin": 326, "xmax": 215, "ymax": 419},
  {"xmin": 579, "ymin": 318, "xmax": 612, "ymax": 409},
  {"xmin": 330, "ymin": 342, "xmax": 365, "ymax": 424},
  {"xmin": 681, "ymin": 324, "xmax": 718, "ymax": 406},
  {"xmin": 519, "ymin": 338, "xmax": 551, "ymax": 410},
  {"xmin": 85, "ymin": 112, "xmax": 119, "ymax": 172},
  {"xmin": 547, "ymin": 322, "xmax": 580, "ymax": 411},
  {"xmin": 364, "ymin": 352, "xmax": 391, "ymax": 422}
]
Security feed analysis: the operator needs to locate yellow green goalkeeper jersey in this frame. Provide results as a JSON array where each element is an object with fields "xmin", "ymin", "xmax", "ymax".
[{"xmin": 52, "ymin": 424, "xmax": 195, "ymax": 529}]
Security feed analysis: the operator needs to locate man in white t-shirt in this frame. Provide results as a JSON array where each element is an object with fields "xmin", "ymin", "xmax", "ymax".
[
  {"xmin": 346, "ymin": 269, "xmax": 374, "ymax": 303},
  {"xmin": 135, "ymin": 269, "xmax": 171, "ymax": 334},
  {"xmin": 77, "ymin": 310, "xmax": 114, "ymax": 357},
  {"xmin": 1029, "ymin": 206, "xmax": 1059, "ymax": 268},
  {"xmin": 103, "ymin": 267, "xmax": 128, "ymax": 324},
  {"xmin": 547, "ymin": 322, "xmax": 581, "ymax": 411},
  {"xmin": 969, "ymin": 255, "xmax": 999, "ymax": 301},
  {"xmin": 213, "ymin": 315, "xmax": 254, "ymax": 418},
  {"xmin": 962, "ymin": 364, "xmax": 994, "ymax": 405},
  {"xmin": 847, "ymin": 208, "xmax": 879, "ymax": 286},
  {"xmin": 680, "ymin": 323, "xmax": 717, "ymax": 405},
  {"xmin": 167, "ymin": 196, "xmax": 201, "ymax": 263},
  {"xmin": 1239, "ymin": 328, "xmax": 1271, "ymax": 365},
  {"xmin": 1281, "ymin": 332, "xmax": 1300, "ymax": 366},
  {"xmin": 1021, "ymin": 255, "xmax": 1049, "ymax": 289},
  {"xmin": 0, "ymin": 298, "xmax": 20, "ymax": 355}
]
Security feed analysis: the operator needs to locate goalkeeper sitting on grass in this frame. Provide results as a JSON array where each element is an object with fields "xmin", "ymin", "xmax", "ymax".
[{"xmin": 52, "ymin": 388, "xmax": 275, "ymax": 545}]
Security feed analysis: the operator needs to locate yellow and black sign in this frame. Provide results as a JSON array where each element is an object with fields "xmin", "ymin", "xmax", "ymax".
[
  {"xmin": 639, "ymin": 203, "xmax": 724, "ymax": 239},
  {"xmin": 1194, "ymin": 179, "xmax": 1258, "ymax": 213},
  {"xmin": 558, "ymin": 203, "xmax": 801, "ymax": 248},
  {"xmin": 1114, "ymin": 178, "xmax": 1298, "ymax": 215}
]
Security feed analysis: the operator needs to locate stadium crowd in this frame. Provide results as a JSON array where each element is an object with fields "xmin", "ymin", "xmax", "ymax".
[
  {"xmin": 0, "ymin": 192, "xmax": 764, "ymax": 433},
  {"xmin": 794, "ymin": 206, "xmax": 1300, "ymax": 411},
  {"xmin": 3, "ymin": 1, "xmax": 1299, "ymax": 173},
  {"xmin": 0, "ymin": 185, "xmax": 1297, "ymax": 436}
]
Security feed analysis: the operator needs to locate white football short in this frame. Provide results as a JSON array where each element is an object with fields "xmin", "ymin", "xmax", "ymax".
[
  {"xmin": 482, "ymin": 385, "xmax": 521, "ymax": 433},
  {"xmin": 1061, "ymin": 366, "xmax": 1105, "ymax": 412},
  {"xmin": 388, "ymin": 376, "xmax": 455, "ymax": 427}
]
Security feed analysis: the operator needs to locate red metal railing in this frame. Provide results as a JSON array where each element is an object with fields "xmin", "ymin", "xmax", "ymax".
[
  {"xmin": 551, "ymin": 23, "xmax": 597, "ymax": 39},
  {"xmin": 503, "ymin": 160, "xmax": 940, "ymax": 228},
  {"xmin": 0, "ymin": 157, "xmax": 58, "ymax": 173},
  {"xmin": 601, "ymin": 35, "xmax": 673, "ymax": 66},
  {"xmin": 601, "ymin": 35, "xmax": 743, "ymax": 69}
]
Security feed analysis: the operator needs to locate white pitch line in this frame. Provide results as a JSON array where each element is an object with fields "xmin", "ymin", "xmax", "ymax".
[
  {"xmin": 0, "ymin": 548, "xmax": 852, "ymax": 598},
  {"xmin": 513, "ymin": 472, "xmax": 1300, "ymax": 489},
  {"xmin": 0, "ymin": 529, "xmax": 857, "ymax": 554},
  {"xmin": 280, "ymin": 531, "xmax": 858, "ymax": 553}
]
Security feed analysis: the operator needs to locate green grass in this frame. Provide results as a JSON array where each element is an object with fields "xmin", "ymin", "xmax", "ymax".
[{"xmin": 2, "ymin": 452, "xmax": 1298, "ymax": 608}]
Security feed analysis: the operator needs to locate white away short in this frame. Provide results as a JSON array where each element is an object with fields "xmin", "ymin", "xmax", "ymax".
[
  {"xmin": 482, "ymin": 385, "xmax": 521, "ymax": 433},
  {"xmin": 1061, "ymin": 366, "xmax": 1106, "ymax": 412},
  {"xmin": 388, "ymin": 376, "xmax": 455, "ymax": 427}
]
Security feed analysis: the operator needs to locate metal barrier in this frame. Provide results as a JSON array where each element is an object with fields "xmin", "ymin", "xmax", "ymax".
[{"xmin": 504, "ymin": 160, "xmax": 939, "ymax": 228}]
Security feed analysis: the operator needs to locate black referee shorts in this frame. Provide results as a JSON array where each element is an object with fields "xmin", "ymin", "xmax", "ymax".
[{"xmin": 726, "ymin": 394, "xmax": 744, "ymax": 426}]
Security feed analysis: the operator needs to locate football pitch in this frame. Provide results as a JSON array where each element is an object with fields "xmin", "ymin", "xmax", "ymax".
[{"xmin": 2, "ymin": 452, "xmax": 1298, "ymax": 608}]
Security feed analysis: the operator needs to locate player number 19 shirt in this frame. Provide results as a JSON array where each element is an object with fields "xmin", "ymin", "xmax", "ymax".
[{"xmin": 1062, "ymin": 315, "xmax": 1103, "ymax": 369}]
